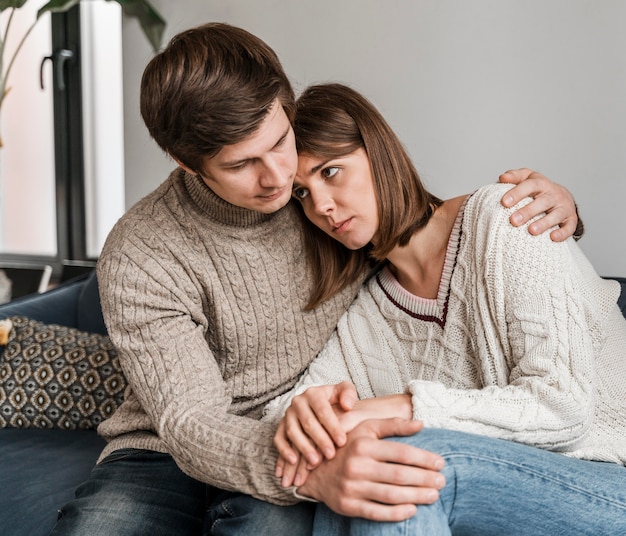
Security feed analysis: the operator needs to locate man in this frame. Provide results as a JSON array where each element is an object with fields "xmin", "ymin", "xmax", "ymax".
[{"xmin": 50, "ymin": 23, "xmax": 580, "ymax": 535}]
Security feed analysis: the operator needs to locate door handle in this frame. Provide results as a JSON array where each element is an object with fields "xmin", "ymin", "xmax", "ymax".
[{"xmin": 40, "ymin": 48, "xmax": 74, "ymax": 91}]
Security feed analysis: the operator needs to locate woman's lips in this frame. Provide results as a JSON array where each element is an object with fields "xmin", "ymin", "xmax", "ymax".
[{"xmin": 332, "ymin": 218, "xmax": 352, "ymax": 234}]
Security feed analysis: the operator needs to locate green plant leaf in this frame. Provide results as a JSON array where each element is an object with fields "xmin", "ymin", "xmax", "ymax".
[
  {"xmin": 109, "ymin": 0, "xmax": 165, "ymax": 52},
  {"xmin": 0, "ymin": 1, "xmax": 28, "ymax": 11},
  {"xmin": 37, "ymin": 0, "xmax": 79, "ymax": 19},
  {"xmin": 36, "ymin": 0, "xmax": 165, "ymax": 51}
]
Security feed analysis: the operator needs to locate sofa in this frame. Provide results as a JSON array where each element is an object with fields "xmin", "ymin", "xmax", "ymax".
[
  {"xmin": 1, "ymin": 271, "xmax": 625, "ymax": 536},
  {"xmin": 0, "ymin": 272, "xmax": 110, "ymax": 536}
]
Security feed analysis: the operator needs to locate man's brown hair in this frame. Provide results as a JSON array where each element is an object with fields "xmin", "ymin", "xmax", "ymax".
[
  {"xmin": 140, "ymin": 23, "xmax": 295, "ymax": 175},
  {"xmin": 294, "ymin": 83, "xmax": 442, "ymax": 309}
]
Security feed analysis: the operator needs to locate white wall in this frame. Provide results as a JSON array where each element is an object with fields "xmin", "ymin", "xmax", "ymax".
[{"xmin": 121, "ymin": 0, "xmax": 626, "ymax": 277}]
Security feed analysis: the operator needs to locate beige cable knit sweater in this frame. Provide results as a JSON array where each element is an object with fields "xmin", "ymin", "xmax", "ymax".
[
  {"xmin": 96, "ymin": 168, "xmax": 362, "ymax": 504},
  {"xmin": 264, "ymin": 184, "xmax": 626, "ymax": 465}
]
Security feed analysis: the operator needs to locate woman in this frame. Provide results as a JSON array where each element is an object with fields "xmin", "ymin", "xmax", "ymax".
[{"xmin": 262, "ymin": 83, "xmax": 626, "ymax": 534}]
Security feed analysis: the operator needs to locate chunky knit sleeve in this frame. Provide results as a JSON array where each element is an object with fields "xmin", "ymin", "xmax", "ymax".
[
  {"xmin": 407, "ymin": 185, "xmax": 606, "ymax": 452},
  {"xmin": 262, "ymin": 287, "xmax": 412, "ymax": 424},
  {"xmin": 97, "ymin": 248, "xmax": 296, "ymax": 503},
  {"xmin": 262, "ymin": 328, "xmax": 352, "ymax": 425}
]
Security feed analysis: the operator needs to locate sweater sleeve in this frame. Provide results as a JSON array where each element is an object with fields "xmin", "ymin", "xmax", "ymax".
[
  {"xmin": 407, "ymin": 185, "xmax": 604, "ymax": 452},
  {"xmin": 97, "ymin": 251, "xmax": 296, "ymax": 505},
  {"xmin": 262, "ymin": 288, "xmax": 411, "ymax": 424},
  {"xmin": 261, "ymin": 328, "xmax": 353, "ymax": 425}
]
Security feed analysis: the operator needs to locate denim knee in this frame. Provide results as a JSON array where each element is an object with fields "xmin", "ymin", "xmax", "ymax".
[
  {"xmin": 50, "ymin": 449, "xmax": 206, "ymax": 536},
  {"xmin": 205, "ymin": 491, "xmax": 315, "ymax": 536}
]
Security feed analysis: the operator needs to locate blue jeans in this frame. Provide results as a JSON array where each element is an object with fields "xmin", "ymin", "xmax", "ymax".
[
  {"xmin": 313, "ymin": 428, "xmax": 626, "ymax": 536},
  {"xmin": 49, "ymin": 448, "xmax": 314, "ymax": 536}
]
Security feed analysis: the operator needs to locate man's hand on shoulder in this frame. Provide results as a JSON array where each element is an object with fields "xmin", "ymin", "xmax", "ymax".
[{"xmin": 498, "ymin": 168, "xmax": 582, "ymax": 242}]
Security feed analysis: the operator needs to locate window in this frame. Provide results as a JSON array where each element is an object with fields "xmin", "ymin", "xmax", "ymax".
[{"xmin": 0, "ymin": 1, "xmax": 125, "ymax": 282}]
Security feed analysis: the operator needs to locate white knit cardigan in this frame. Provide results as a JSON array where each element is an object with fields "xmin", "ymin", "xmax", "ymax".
[{"xmin": 264, "ymin": 184, "xmax": 626, "ymax": 464}]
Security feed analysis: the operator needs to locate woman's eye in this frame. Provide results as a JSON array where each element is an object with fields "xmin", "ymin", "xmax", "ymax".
[
  {"xmin": 292, "ymin": 187, "xmax": 309, "ymax": 201},
  {"xmin": 322, "ymin": 166, "xmax": 339, "ymax": 179}
]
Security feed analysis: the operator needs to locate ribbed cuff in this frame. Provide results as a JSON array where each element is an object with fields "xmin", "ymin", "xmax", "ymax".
[{"xmin": 292, "ymin": 486, "xmax": 319, "ymax": 503}]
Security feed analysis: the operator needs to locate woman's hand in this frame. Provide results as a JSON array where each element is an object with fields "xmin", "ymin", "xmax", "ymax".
[
  {"xmin": 498, "ymin": 168, "xmax": 581, "ymax": 242},
  {"xmin": 273, "ymin": 382, "xmax": 358, "ymax": 470},
  {"xmin": 275, "ymin": 451, "xmax": 312, "ymax": 488},
  {"xmin": 336, "ymin": 394, "xmax": 413, "ymax": 433},
  {"xmin": 274, "ymin": 390, "xmax": 414, "ymax": 487}
]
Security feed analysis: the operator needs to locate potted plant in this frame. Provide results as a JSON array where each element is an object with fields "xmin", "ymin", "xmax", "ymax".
[{"xmin": 0, "ymin": 0, "xmax": 166, "ymax": 146}]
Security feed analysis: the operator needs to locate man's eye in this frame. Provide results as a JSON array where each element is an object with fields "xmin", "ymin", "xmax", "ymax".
[
  {"xmin": 292, "ymin": 187, "xmax": 309, "ymax": 201},
  {"xmin": 322, "ymin": 166, "xmax": 339, "ymax": 179}
]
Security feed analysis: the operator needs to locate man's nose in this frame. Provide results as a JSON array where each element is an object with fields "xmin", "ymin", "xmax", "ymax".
[{"xmin": 259, "ymin": 155, "xmax": 288, "ymax": 188}]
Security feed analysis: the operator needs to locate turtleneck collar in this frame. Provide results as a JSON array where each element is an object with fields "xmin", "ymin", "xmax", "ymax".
[{"xmin": 182, "ymin": 169, "xmax": 284, "ymax": 227}]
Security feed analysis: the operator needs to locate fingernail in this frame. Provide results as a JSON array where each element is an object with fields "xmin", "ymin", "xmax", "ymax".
[
  {"xmin": 435, "ymin": 475, "xmax": 446, "ymax": 488},
  {"xmin": 293, "ymin": 475, "xmax": 302, "ymax": 487},
  {"xmin": 324, "ymin": 448, "xmax": 334, "ymax": 459},
  {"xmin": 427, "ymin": 489, "xmax": 439, "ymax": 502},
  {"xmin": 511, "ymin": 213, "xmax": 522, "ymax": 225},
  {"xmin": 434, "ymin": 458, "xmax": 445, "ymax": 470},
  {"xmin": 503, "ymin": 195, "xmax": 513, "ymax": 206}
]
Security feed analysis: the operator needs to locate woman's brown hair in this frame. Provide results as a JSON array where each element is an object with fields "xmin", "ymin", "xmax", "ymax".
[{"xmin": 294, "ymin": 83, "xmax": 442, "ymax": 309}]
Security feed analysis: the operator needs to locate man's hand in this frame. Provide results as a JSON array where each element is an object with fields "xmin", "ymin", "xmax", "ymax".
[
  {"xmin": 498, "ymin": 168, "xmax": 579, "ymax": 242},
  {"xmin": 276, "ymin": 394, "xmax": 414, "ymax": 488},
  {"xmin": 297, "ymin": 418, "xmax": 446, "ymax": 522},
  {"xmin": 274, "ymin": 382, "xmax": 357, "ymax": 468}
]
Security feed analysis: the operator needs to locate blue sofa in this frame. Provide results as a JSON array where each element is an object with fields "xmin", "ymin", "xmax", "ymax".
[
  {"xmin": 1, "ymin": 272, "xmax": 625, "ymax": 536},
  {"xmin": 0, "ymin": 272, "xmax": 108, "ymax": 536}
]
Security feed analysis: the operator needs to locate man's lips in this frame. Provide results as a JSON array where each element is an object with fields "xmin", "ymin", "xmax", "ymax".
[{"xmin": 258, "ymin": 188, "xmax": 286, "ymax": 201}]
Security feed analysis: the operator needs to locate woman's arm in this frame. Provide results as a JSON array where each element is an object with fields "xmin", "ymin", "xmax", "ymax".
[{"xmin": 406, "ymin": 185, "xmax": 601, "ymax": 449}]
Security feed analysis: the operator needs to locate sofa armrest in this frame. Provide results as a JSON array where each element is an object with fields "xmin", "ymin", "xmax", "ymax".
[
  {"xmin": 609, "ymin": 277, "xmax": 626, "ymax": 319},
  {"xmin": 0, "ymin": 271, "xmax": 106, "ymax": 334},
  {"xmin": 75, "ymin": 271, "xmax": 107, "ymax": 334}
]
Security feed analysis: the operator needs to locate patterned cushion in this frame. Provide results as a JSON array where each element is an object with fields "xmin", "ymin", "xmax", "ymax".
[{"xmin": 0, "ymin": 316, "xmax": 126, "ymax": 429}]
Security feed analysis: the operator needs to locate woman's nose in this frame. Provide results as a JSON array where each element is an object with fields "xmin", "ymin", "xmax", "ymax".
[{"xmin": 312, "ymin": 192, "xmax": 335, "ymax": 215}]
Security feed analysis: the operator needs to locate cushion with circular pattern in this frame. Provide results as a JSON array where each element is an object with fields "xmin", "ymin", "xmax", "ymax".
[{"xmin": 0, "ymin": 316, "xmax": 126, "ymax": 429}]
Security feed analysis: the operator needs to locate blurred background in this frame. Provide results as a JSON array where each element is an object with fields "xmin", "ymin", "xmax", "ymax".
[{"xmin": 2, "ymin": 0, "xmax": 625, "ymax": 281}]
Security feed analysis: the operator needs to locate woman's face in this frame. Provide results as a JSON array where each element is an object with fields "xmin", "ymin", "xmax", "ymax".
[{"xmin": 293, "ymin": 148, "xmax": 379, "ymax": 249}]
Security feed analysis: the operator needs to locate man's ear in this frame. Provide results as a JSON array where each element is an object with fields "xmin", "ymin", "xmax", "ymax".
[{"xmin": 172, "ymin": 157, "xmax": 197, "ymax": 176}]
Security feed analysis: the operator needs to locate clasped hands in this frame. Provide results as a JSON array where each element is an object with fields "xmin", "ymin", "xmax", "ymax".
[{"xmin": 272, "ymin": 381, "xmax": 446, "ymax": 521}]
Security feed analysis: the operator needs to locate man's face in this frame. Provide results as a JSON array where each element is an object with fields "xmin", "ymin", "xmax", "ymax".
[{"xmin": 197, "ymin": 100, "xmax": 298, "ymax": 214}]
